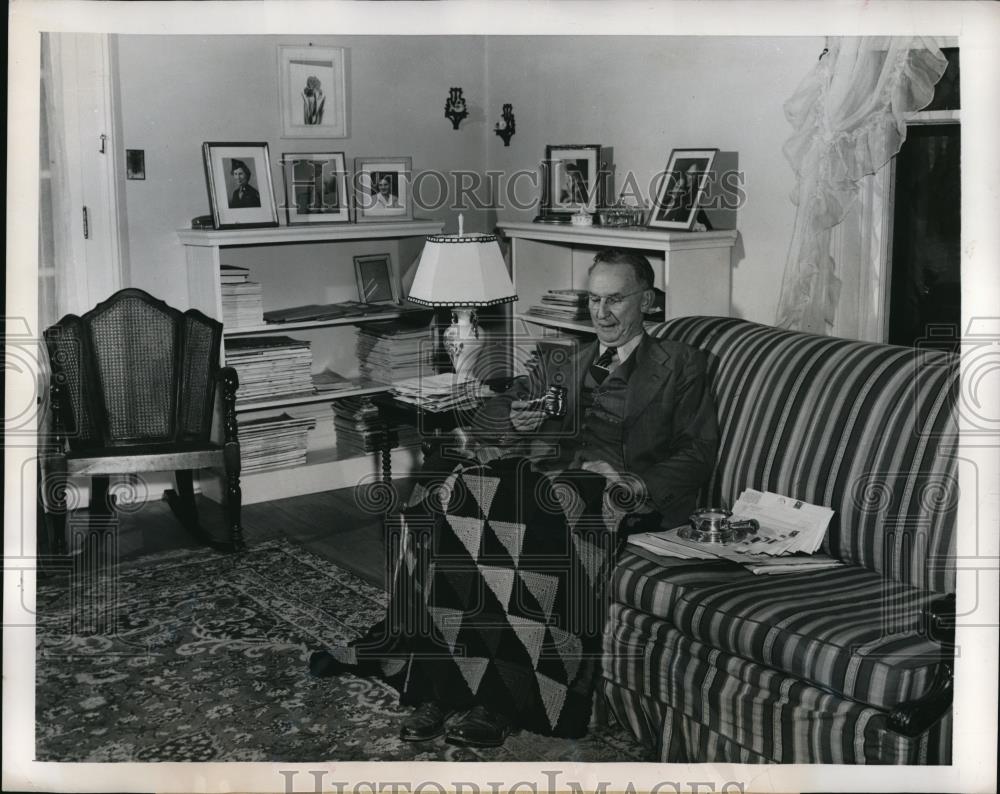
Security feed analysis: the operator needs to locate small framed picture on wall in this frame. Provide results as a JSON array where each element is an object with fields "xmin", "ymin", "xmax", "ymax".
[
  {"xmin": 281, "ymin": 152, "xmax": 351, "ymax": 225},
  {"xmin": 202, "ymin": 142, "xmax": 279, "ymax": 229},
  {"xmin": 353, "ymin": 254, "xmax": 399, "ymax": 305},
  {"xmin": 277, "ymin": 46, "xmax": 348, "ymax": 139},
  {"xmin": 353, "ymin": 157, "xmax": 413, "ymax": 223}
]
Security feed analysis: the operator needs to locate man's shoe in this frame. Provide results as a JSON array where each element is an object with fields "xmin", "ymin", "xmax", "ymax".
[
  {"xmin": 444, "ymin": 705, "xmax": 512, "ymax": 748},
  {"xmin": 399, "ymin": 701, "xmax": 455, "ymax": 742}
]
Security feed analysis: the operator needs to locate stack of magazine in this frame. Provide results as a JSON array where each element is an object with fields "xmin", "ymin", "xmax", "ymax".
[
  {"xmin": 332, "ymin": 396, "xmax": 418, "ymax": 456},
  {"xmin": 357, "ymin": 318, "xmax": 437, "ymax": 384},
  {"xmin": 390, "ymin": 373, "xmax": 486, "ymax": 412},
  {"xmin": 220, "ymin": 265, "xmax": 264, "ymax": 330},
  {"xmin": 238, "ymin": 412, "xmax": 316, "ymax": 473},
  {"xmin": 526, "ymin": 289, "xmax": 591, "ymax": 323},
  {"xmin": 225, "ymin": 336, "xmax": 313, "ymax": 403}
]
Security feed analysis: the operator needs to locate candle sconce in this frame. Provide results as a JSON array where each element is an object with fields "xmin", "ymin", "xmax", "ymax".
[
  {"xmin": 444, "ymin": 87, "xmax": 469, "ymax": 130},
  {"xmin": 494, "ymin": 103, "xmax": 515, "ymax": 146}
]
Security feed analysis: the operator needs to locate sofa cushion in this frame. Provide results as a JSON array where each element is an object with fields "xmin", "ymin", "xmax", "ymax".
[
  {"xmin": 613, "ymin": 549, "xmax": 947, "ymax": 710},
  {"xmin": 646, "ymin": 316, "xmax": 959, "ymax": 594},
  {"xmin": 603, "ymin": 603, "xmax": 951, "ymax": 763}
]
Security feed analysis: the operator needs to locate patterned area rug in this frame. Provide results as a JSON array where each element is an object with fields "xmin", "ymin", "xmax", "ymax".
[{"xmin": 35, "ymin": 539, "xmax": 651, "ymax": 762}]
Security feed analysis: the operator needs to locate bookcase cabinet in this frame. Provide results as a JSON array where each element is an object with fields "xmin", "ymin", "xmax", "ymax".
[
  {"xmin": 498, "ymin": 222, "xmax": 738, "ymax": 335},
  {"xmin": 178, "ymin": 220, "xmax": 443, "ymax": 503}
]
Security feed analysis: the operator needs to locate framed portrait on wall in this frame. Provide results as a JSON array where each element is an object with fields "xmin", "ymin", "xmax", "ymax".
[
  {"xmin": 281, "ymin": 152, "xmax": 350, "ymax": 225},
  {"xmin": 353, "ymin": 254, "xmax": 399, "ymax": 305},
  {"xmin": 647, "ymin": 148, "xmax": 718, "ymax": 230},
  {"xmin": 353, "ymin": 156, "xmax": 413, "ymax": 223},
  {"xmin": 539, "ymin": 144, "xmax": 612, "ymax": 220},
  {"xmin": 202, "ymin": 142, "xmax": 279, "ymax": 229},
  {"xmin": 278, "ymin": 45, "xmax": 348, "ymax": 139}
]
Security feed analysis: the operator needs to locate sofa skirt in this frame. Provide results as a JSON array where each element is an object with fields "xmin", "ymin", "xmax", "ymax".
[{"xmin": 602, "ymin": 604, "xmax": 952, "ymax": 764}]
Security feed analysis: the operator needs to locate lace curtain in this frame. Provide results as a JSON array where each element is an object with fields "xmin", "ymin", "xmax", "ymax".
[{"xmin": 774, "ymin": 37, "xmax": 948, "ymax": 334}]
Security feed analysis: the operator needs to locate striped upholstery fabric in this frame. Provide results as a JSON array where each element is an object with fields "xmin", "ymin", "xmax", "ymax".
[
  {"xmin": 603, "ymin": 604, "xmax": 952, "ymax": 764},
  {"xmin": 645, "ymin": 317, "xmax": 959, "ymax": 594},
  {"xmin": 612, "ymin": 550, "xmax": 944, "ymax": 709},
  {"xmin": 601, "ymin": 318, "xmax": 959, "ymax": 763}
]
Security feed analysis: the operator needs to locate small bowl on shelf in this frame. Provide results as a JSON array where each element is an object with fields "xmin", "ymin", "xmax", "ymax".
[{"xmin": 570, "ymin": 211, "xmax": 594, "ymax": 227}]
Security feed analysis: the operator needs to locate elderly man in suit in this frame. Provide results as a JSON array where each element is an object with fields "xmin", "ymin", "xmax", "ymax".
[{"xmin": 472, "ymin": 247, "xmax": 719, "ymax": 529}]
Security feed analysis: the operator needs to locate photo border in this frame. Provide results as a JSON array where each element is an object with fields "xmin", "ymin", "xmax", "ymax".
[{"xmin": 201, "ymin": 141, "xmax": 279, "ymax": 230}]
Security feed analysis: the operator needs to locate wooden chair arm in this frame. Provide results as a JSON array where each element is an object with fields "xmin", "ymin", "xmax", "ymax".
[{"xmin": 212, "ymin": 367, "xmax": 240, "ymax": 446}]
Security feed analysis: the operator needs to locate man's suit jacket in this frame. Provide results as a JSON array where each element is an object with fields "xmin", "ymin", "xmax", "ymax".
[{"xmin": 474, "ymin": 333, "xmax": 719, "ymax": 528}]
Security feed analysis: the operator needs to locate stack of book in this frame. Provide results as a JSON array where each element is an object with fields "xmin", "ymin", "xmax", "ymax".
[
  {"xmin": 220, "ymin": 265, "xmax": 264, "ymax": 330},
  {"xmin": 238, "ymin": 412, "xmax": 316, "ymax": 473},
  {"xmin": 225, "ymin": 336, "xmax": 313, "ymax": 403},
  {"xmin": 525, "ymin": 289, "xmax": 591, "ymax": 323},
  {"xmin": 356, "ymin": 318, "xmax": 437, "ymax": 384},
  {"xmin": 332, "ymin": 396, "xmax": 419, "ymax": 456}
]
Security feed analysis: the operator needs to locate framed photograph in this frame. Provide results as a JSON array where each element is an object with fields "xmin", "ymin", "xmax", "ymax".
[
  {"xmin": 202, "ymin": 142, "xmax": 279, "ymax": 229},
  {"xmin": 278, "ymin": 46, "xmax": 348, "ymax": 139},
  {"xmin": 353, "ymin": 157, "xmax": 413, "ymax": 223},
  {"xmin": 542, "ymin": 144, "xmax": 607, "ymax": 218},
  {"xmin": 647, "ymin": 148, "xmax": 719, "ymax": 230},
  {"xmin": 353, "ymin": 254, "xmax": 399, "ymax": 305},
  {"xmin": 281, "ymin": 152, "xmax": 350, "ymax": 225}
]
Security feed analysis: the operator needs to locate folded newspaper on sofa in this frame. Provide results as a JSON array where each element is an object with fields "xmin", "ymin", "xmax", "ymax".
[{"xmin": 628, "ymin": 488, "xmax": 840, "ymax": 574}]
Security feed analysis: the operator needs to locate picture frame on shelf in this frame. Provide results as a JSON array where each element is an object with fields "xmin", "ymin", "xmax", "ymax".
[
  {"xmin": 540, "ymin": 144, "xmax": 610, "ymax": 220},
  {"xmin": 202, "ymin": 142, "xmax": 279, "ymax": 229},
  {"xmin": 647, "ymin": 148, "xmax": 719, "ymax": 230},
  {"xmin": 277, "ymin": 45, "xmax": 348, "ymax": 139},
  {"xmin": 281, "ymin": 152, "xmax": 351, "ymax": 225},
  {"xmin": 353, "ymin": 253, "xmax": 399, "ymax": 305},
  {"xmin": 353, "ymin": 156, "xmax": 414, "ymax": 223}
]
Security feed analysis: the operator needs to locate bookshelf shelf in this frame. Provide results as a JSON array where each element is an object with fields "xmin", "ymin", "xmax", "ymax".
[
  {"xmin": 499, "ymin": 222, "xmax": 737, "ymax": 337},
  {"xmin": 179, "ymin": 219, "xmax": 445, "ymax": 500},
  {"xmin": 224, "ymin": 311, "xmax": 409, "ymax": 337},
  {"xmin": 236, "ymin": 381, "xmax": 392, "ymax": 413}
]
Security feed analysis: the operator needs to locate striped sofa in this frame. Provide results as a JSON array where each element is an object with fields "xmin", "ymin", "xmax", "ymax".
[{"xmin": 602, "ymin": 316, "xmax": 959, "ymax": 764}]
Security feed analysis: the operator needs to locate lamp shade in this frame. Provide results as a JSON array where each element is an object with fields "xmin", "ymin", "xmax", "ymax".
[{"xmin": 407, "ymin": 233, "xmax": 517, "ymax": 307}]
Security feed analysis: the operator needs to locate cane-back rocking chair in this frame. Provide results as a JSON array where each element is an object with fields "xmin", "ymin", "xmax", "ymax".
[{"xmin": 43, "ymin": 288, "xmax": 244, "ymax": 553}]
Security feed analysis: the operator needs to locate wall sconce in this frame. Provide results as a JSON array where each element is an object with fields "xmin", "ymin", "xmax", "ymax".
[
  {"xmin": 494, "ymin": 103, "xmax": 515, "ymax": 146},
  {"xmin": 444, "ymin": 87, "xmax": 469, "ymax": 130}
]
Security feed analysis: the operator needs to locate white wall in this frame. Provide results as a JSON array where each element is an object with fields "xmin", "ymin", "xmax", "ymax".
[
  {"xmin": 116, "ymin": 34, "xmax": 820, "ymax": 325},
  {"xmin": 117, "ymin": 34, "xmax": 489, "ymax": 309},
  {"xmin": 484, "ymin": 36, "xmax": 822, "ymax": 324}
]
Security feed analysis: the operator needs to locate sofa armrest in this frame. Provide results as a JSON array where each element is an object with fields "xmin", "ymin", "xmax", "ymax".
[{"xmin": 888, "ymin": 593, "xmax": 955, "ymax": 737}]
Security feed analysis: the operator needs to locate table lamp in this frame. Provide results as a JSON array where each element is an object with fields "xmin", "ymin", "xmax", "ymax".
[{"xmin": 407, "ymin": 214, "xmax": 517, "ymax": 378}]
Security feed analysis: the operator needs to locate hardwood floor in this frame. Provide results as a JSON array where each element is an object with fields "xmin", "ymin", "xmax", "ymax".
[{"xmin": 49, "ymin": 482, "xmax": 416, "ymax": 589}]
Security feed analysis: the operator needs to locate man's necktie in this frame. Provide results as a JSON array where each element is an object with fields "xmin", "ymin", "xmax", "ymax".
[{"xmin": 590, "ymin": 347, "xmax": 617, "ymax": 385}]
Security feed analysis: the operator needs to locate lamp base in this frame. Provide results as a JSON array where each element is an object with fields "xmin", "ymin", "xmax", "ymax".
[{"xmin": 444, "ymin": 308, "xmax": 479, "ymax": 379}]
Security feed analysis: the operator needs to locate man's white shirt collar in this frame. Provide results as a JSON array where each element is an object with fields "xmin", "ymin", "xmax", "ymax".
[{"xmin": 599, "ymin": 333, "xmax": 642, "ymax": 366}]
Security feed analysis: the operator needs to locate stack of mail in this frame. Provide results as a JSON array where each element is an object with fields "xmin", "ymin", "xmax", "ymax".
[{"xmin": 391, "ymin": 373, "xmax": 486, "ymax": 412}]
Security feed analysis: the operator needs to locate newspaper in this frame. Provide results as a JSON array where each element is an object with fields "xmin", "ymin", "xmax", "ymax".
[
  {"xmin": 728, "ymin": 488, "xmax": 834, "ymax": 556},
  {"xmin": 626, "ymin": 489, "xmax": 839, "ymax": 575}
]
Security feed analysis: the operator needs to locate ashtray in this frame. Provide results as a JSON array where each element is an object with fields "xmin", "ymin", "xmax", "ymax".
[{"xmin": 678, "ymin": 507, "xmax": 759, "ymax": 545}]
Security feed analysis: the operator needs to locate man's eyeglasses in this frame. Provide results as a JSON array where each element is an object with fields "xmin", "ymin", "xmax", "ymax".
[{"xmin": 587, "ymin": 289, "xmax": 647, "ymax": 310}]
